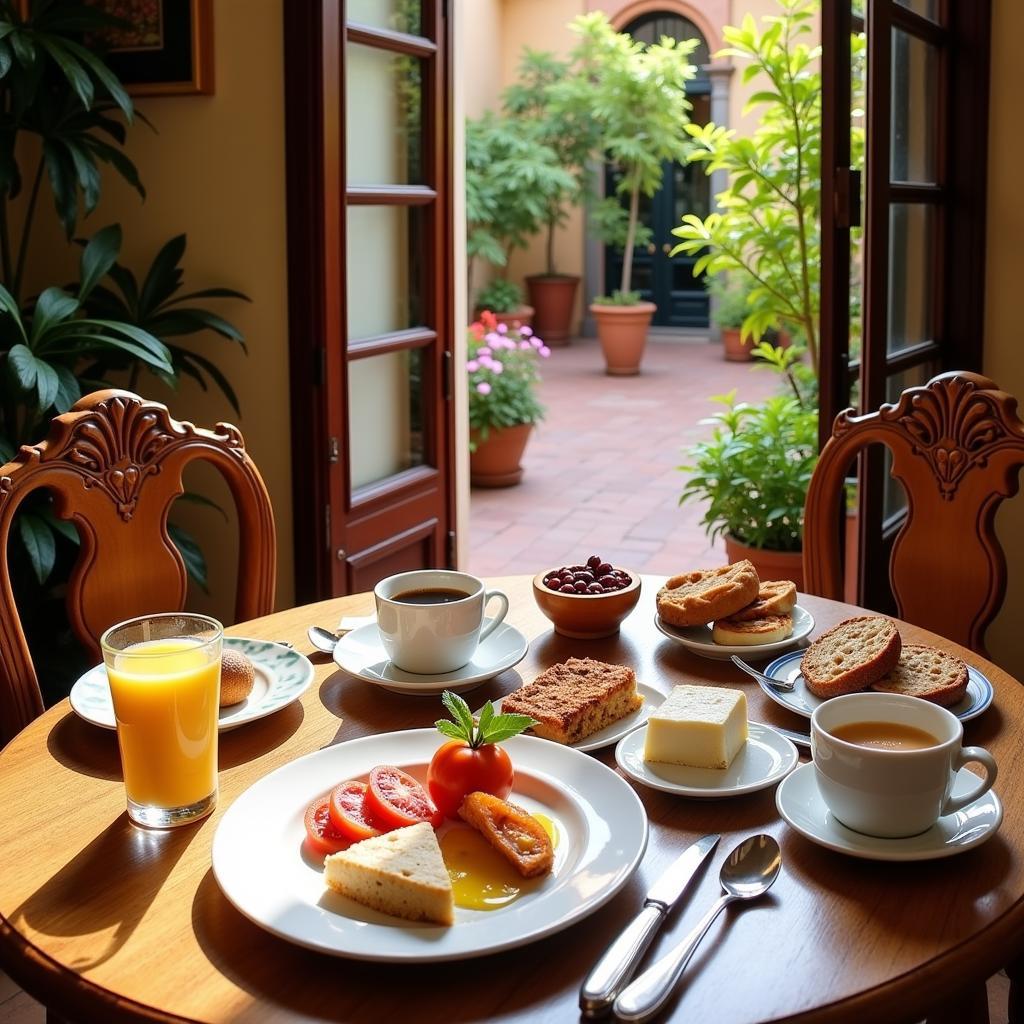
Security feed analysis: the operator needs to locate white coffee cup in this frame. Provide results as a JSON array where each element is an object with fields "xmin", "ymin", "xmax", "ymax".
[
  {"xmin": 810, "ymin": 692, "xmax": 997, "ymax": 839},
  {"xmin": 374, "ymin": 570, "xmax": 510, "ymax": 675}
]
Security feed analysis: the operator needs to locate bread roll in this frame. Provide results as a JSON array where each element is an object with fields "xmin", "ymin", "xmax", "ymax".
[{"xmin": 220, "ymin": 650, "xmax": 256, "ymax": 706}]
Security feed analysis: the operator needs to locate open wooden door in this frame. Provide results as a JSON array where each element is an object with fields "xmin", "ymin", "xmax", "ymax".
[
  {"xmin": 285, "ymin": 1, "xmax": 457, "ymax": 601},
  {"xmin": 819, "ymin": 0, "xmax": 991, "ymax": 611}
]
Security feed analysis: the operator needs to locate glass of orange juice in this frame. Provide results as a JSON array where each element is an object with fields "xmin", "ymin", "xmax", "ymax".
[{"xmin": 101, "ymin": 613, "xmax": 222, "ymax": 828}]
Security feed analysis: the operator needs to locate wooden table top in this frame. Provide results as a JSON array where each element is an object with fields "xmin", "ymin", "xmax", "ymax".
[{"xmin": 1, "ymin": 577, "xmax": 1022, "ymax": 1024}]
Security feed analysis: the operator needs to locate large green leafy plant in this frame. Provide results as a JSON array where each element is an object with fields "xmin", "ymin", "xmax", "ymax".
[
  {"xmin": 0, "ymin": 1, "xmax": 248, "ymax": 697},
  {"xmin": 552, "ymin": 13, "xmax": 698, "ymax": 302}
]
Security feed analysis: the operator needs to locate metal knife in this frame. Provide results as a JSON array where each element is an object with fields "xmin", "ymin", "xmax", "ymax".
[{"xmin": 579, "ymin": 833, "xmax": 720, "ymax": 1018}]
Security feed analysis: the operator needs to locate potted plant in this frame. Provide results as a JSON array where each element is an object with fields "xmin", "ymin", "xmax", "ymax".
[
  {"xmin": 707, "ymin": 275, "xmax": 755, "ymax": 362},
  {"xmin": 679, "ymin": 345, "xmax": 817, "ymax": 588},
  {"xmin": 554, "ymin": 14, "xmax": 697, "ymax": 375},
  {"xmin": 468, "ymin": 311, "xmax": 551, "ymax": 487},
  {"xmin": 502, "ymin": 50, "xmax": 598, "ymax": 345},
  {"xmin": 474, "ymin": 279, "xmax": 533, "ymax": 330},
  {"xmin": 465, "ymin": 111, "xmax": 574, "ymax": 327}
]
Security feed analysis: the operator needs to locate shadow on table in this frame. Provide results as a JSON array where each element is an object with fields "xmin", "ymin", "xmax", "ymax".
[
  {"xmin": 218, "ymin": 700, "xmax": 305, "ymax": 769},
  {"xmin": 13, "ymin": 812, "xmax": 199, "ymax": 970},
  {"xmin": 46, "ymin": 711, "xmax": 120, "ymax": 781},
  {"xmin": 191, "ymin": 867, "xmax": 642, "ymax": 1020}
]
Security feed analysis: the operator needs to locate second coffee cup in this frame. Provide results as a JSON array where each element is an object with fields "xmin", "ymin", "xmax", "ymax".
[
  {"xmin": 374, "ymin": 570, "xmax": 510, "ymax": 675},
  {"xmin": 811, "ymin": 691, "xmax": 997, "ymax": 839}
]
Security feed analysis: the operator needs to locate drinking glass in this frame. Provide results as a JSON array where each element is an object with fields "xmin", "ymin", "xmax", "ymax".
[{"xmin": 101, "ymin": 613, "xmax": 222, "ymax": 828}]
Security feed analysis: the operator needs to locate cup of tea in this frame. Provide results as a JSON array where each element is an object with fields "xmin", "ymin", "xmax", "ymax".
[
  {"xmin": 810, "ymin": 692, "xmax": 997, "ymax": 838},
  {"xmin": 101, "ymin": 613, "xmax": 222, "ymax": 828},
  {"xmin": 374, "ymin": 570, "xmax": 510, "ymax": 674}
]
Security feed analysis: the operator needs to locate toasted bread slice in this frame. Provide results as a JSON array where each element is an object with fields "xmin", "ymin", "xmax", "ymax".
[
  {"xmin": 871, "ymin": 644, "xmax": 970, "ymax": 707},
  {"xmin": 502, "ymin": 658, "xmax": 642, "ymax": 745},
  {"xmin": 323, "ymin": 821, "xmax": 454, "ymax": 925},
  {"xmin": 801, "ymin": 616, "xmax": 902, "ymax": 698},
  {"xmin": 729, "ymin": 580, "xmax": 798, "ymax": 622},
  {"xmin": 656, "ymin": 561, "xmax": 760, "ymax": 627},
  {"xmin": 459, "ymin": 791, "xmax": 554, "ymax": 878},
  {"xmin": 712, "ymin": 613, "xmax": 793, "ymax": 646}
]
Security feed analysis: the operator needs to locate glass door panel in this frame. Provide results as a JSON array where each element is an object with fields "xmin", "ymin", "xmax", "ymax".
[
  {"xmin": 887, "ymin": 203, "xmax": 934, "ymax": 353},
  {"xmin": 347, "ymin": 0, "xmax": 422, "ymax": 35},
  {"xmin": 890, "ymin": 29, "xmax": 937, "ymax": 183},
  {"xmin": 345, "ymin": 44, "xmax": 424, "ymax": 185}
]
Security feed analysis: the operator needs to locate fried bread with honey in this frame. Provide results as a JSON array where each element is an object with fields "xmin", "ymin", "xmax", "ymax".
[{"xmin": 458, "ymin": 791, "xmax": 553, "ymax": 878}]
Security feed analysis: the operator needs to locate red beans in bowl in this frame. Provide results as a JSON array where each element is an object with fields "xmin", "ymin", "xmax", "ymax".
[{"xmin": 542, "ymin": 555, "xmax": 632, "ymax": 594}]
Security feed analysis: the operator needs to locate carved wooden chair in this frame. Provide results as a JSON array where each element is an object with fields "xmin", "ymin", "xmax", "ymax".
[
  {"xmin": 804, "ymin": 370, "xmax": 1024, "ymax": 657},
  {"xmin": 0, "ymin": 389, "xmax": 277, "ymax": 745}
]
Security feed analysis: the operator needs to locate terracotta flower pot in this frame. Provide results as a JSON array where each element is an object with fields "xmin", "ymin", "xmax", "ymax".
[
  {"xmin": 526, "ymin": 275, "xmax": 579, "ymax": 345},
  {"xmin": 590, "ymin": 301, "xmax": 656, "ymax": 376},
  {"xmin": 724, "ymin": 534, "xmax": 805, "ymax": 592},
  {"xmin": 470, "ymin": 423, "xmax": 533, "ymax": 488},
  {"xmin": 475, "ymin": 306, "xmax": 534, "ymax": 330},
  {"xmin": 721, "ymin": 327, "xmax": 753, "ymax": 362}
]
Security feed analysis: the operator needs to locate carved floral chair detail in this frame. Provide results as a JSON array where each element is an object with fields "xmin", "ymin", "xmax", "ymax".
[
  {"xmin": 0, "ymin": 389, "xmax": 277, "ymax": 745},
  {"xmin": 804, "ymin": 370, "xmax": 1024, "ymax": 657}
]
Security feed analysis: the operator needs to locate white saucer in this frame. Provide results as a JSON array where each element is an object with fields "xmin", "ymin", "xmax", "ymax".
[
  {"xmin": 332, "ymin": 621, "xmax": 529, "ymax": 695},
  {"xmin": 485, "ymin": 682, "xmax": 663, "ymax": 753},
  {"xmin": 776, "ymin": 762, "xmax": 1003, "ymax": 861},
  {"xmin": 615, "ymin": 722, "xmax": 798, "ymax": 798},
  {"xmin": 69, "ymin": 638, "xmax": 314, "ymax": 733},
  {"xmin": 654, "ymin": 605, "xmax": 815, "ymax": 661},
  {"xmin": 759, "ymin": 650, "xmax": 995, "ymax": 723}
]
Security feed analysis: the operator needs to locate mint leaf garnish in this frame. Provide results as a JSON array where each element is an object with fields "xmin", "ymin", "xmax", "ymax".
[{"xmin": 435, "ymin": 690, "xmax": 537, "ymax": 748}]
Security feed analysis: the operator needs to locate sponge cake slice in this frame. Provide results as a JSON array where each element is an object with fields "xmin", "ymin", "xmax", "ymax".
[{"xmin": 324, "ymin": 821, "xmax": 454, "ymax": 925}]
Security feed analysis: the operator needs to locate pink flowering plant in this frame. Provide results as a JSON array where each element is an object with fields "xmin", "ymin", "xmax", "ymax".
[{"xmin": 468, "ymin": 310, "xmax": 551, "ymax": 450}]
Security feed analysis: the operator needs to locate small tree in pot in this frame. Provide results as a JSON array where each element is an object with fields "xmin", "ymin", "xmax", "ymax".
[
  {"xmin": 553, "ymin": 13, "xmax": 697, "ymax": 375},
  {"xmin": 502, "ymin": 50, "xmax": 598, "ymax": 344}
]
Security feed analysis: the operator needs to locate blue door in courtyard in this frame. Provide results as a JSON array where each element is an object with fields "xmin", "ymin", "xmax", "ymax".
[{"xmin": 603, "ymin": 12, "xmax": 712, "ymax": 329}]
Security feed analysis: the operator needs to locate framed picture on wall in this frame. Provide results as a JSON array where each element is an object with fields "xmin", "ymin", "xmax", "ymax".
[{"xmin": 89, "ymin": 0, "xmax": 214, "ymax": 96}]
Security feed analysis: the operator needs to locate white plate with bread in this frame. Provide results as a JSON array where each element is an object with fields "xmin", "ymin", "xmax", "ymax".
[
  {"xmin": 760, "ymin": 647, "xmax": 994, "ymax": 723},
  {"xmin": 211, "ymin": 729, "xmax": 648, "ymax": 961},
  {"xmin": 654, "ymin": 604, "xmax": 815, "ymax": 660},
  {"xmin": 69, "ymin": 637, "xmax": 314, "ymax": 732}
]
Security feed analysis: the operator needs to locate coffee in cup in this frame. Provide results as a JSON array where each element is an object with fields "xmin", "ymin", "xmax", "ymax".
[
  {"xmin": 811, "ymin": 692, "xmax": 997, "ymax": 838},
  {"xmin": 374, "ymin": 570, "xmax": 510, "ymax": 675}
]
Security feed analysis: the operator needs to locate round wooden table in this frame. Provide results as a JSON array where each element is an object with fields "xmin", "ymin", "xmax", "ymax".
[{"xmin": 1, "ymin": 578, "xmax": 1021, "ymax": 1024}]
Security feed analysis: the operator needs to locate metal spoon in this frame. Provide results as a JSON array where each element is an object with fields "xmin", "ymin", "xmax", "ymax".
[
  {"xmin": 731, "ymin": 655, "xmax": 797, "ymax": 692},
  {"xmin": 613, "ymin": 834, "xmax": 782, "ymax": 1023},
  {"xmin": 307, "ymin": 625, "xmax": 341, "ymax": 654}
]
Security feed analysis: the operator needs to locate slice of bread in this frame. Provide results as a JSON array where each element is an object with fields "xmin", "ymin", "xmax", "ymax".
[
  {"xmin": 871, "ymin": 644, "xmax": 970, "ymax": 707},
  {"xmin": 801, "ymin": 616, "xmax": 902, "ymax": 698},
  {"xmin": 324, "ymin": 821, "xmax": 454, "ymax": 925},
  {"xmin": 502, "ymin": 658, "xmax": 642, "ymax": 745},
  {"xmin": 712, "ymin": 613, "xmax": 793, "ymax": 646},
  {"xmin": 729, "ymin": 580, "xmax": 798, "ymax": 622},
  {"xmin": 656, "ymin": 561, "xmax": 760, "ymax": 627}
]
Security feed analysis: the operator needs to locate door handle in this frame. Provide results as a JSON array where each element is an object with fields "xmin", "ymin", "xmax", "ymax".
[
  {"xmin": 662, "ymin": 243, "xmax": 672, "ymax": 254},
  {"xmin": 646, "ymin": 243, "xmax": 656, "ymax": 255}
]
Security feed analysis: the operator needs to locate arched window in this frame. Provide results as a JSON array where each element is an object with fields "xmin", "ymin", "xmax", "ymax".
[{"xmin": 623, "ymin": 12, "xmax": 710, "ymax": 92}]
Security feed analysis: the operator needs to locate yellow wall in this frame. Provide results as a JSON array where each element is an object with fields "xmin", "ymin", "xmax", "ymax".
[
  {"xmin": 983, "ymin": 0, "xmax": 1024, "ymax": 674},
  {"xmin": 24, "ymin": 0, "xmax": 293, "ymax": 619}
]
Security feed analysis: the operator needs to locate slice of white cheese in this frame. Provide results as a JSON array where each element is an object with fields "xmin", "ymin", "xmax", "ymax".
[{"xmin": 644, "ymin": 684, "xmax": 748, "ymax": 769}]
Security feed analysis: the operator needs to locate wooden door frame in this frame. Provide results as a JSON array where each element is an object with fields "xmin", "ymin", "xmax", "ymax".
[{"xmin": 283, "ymin": 2, "xmax": 457, "ymax": 603}]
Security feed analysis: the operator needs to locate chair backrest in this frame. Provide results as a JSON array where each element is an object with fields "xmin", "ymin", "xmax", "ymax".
[
  {"xmin": 0, "ymin": 389, "xmax": 276, "ymax": 743},
  {"xmin": 804, "ymin": 371, "xmax": 1024, "ymax": 656}
]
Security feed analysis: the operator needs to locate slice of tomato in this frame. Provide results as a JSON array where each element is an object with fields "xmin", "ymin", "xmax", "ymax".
[
  {"xmin": 365, "ymin": 765, "xmax": 442, "ymax": 829},
  {"xmin": 328, "ymin": 780, "xmax": 382, "ymax": 842},
  {"xmin": 303, "ymin": 796, "xmax": 350, "ymax": 856}
]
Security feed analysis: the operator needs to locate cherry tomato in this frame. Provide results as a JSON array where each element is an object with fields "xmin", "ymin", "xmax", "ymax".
[
  {"xmin": 365, "ymin": 765, "xmax": 442, "ymax": 829},
  {"xmin": 427, "ymin": 739, "xmax": 514, "ymax": 819},
  {"xmin": 328, "ymin": 780, "xmax": 382, "ymax": 842},
  {"xmin": 303, "ymin": 796, "xmax": 350, "ymax": 856}
]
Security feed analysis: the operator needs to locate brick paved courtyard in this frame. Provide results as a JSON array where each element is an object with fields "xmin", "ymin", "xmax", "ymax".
[{"xmin": 467, "ymin": 333, "xmax": 777, "ymax": 578}]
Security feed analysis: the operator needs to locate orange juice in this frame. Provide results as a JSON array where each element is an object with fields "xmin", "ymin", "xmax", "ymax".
[{"xmin": 106, "ymin": 638, "xmax": 220, "ymax": 809}]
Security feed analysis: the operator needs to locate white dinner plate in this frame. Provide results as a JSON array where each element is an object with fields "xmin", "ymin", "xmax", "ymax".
[
  {"xmin": 211, "ymin": 729, "xmax": 648, "ymax": 961},
  {"xmin": 332, "ymin": 621, "xmax": 528, "ymax": 695},
  {"xmin": 758, "ymin": 650, "xmax": 995, "ymax": 723},
  {"xmin": 654, "ymin": 605, "xmax": 815, "ymax": 661},
  {"xmin": 69, "ymin": 637, "xmax": 314, "ymax": 732},
  {"xmin": 776, "ymin": 762, "xmax": 1003, "ymax": 861},
  {"xmin": 484, "ymin": 682, "xmax": 664, "ymax": 753},
  {"xmin": 615, "ymin": 722, "xmax": 798, "ymax": 798}
]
